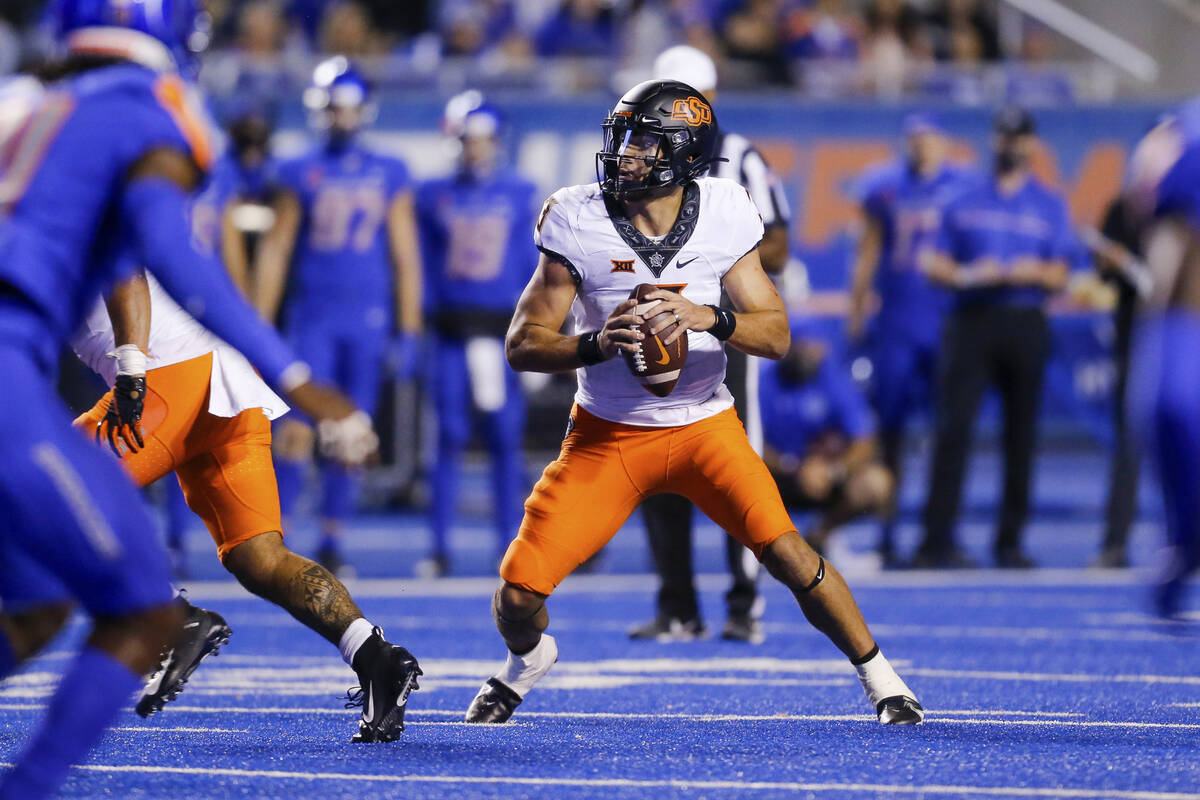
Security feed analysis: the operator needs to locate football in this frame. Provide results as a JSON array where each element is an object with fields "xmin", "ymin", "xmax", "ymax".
[{"xmin": 622, "ymin": 283, "xmax": 688, "ymax": 397}]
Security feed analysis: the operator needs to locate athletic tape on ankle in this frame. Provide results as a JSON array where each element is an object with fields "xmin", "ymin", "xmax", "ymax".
[{"xmin": 800, "ymin": 557, "xmax": 825, "ymax": 593}]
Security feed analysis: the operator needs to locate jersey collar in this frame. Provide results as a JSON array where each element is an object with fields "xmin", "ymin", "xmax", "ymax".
[
  {"xmin": 603, "ymin": 181, "xmax": 701, "ymax": 279},
  {"xmin": 66, "ymin": 27, "xmax": 177, "ymax": 74}
]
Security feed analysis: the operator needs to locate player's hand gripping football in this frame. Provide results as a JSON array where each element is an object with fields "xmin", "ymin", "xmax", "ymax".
[
  {"xmin": 598, "ymin": 298, "xmax": 646, "ymax": 359},
  {"xmin": 286, "ymin": 381, "xmax": 379, "ymax": 466},
  {"xmin": 97, "ymin": 373, "xmax": 147, "ymax": 457},
  {"xmin": 640, "ymin": 288, "xmax": 715, "ymax": 346}
]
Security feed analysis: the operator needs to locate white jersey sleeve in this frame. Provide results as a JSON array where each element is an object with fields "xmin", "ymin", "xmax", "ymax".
[{"xmin": 533, "ymin": 186, "xmax": 589, "ymax": 285}]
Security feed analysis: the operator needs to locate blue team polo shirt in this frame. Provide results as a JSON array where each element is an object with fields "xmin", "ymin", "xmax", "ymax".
[{"xmin": 934, "ymin": 174, "xmax": 1073, "ymax": 309}]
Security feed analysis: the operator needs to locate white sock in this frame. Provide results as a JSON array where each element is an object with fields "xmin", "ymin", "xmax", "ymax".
[
  {"xmin": 853, "ymin": 648, "xmax": 916, "ymax": 708},
  {"xmin": 339, "ymin": 617, "xmax": 375, "ymax": 667},
  {"xmin": 495, "ymin": 634, "xmax": 558, "ymax": 698}
]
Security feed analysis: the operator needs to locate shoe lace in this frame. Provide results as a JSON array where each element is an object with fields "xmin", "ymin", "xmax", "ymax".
[{"xmin": 342, "ymin": 686, "xmax": 365, "ymax": 709}]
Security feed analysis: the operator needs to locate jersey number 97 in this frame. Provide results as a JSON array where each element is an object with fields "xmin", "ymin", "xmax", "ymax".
[{"xmin": 309, "ymin": 185, "xmax": 387, "ymax": 253}]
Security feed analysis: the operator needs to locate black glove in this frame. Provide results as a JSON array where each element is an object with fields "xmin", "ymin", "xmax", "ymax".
[{"xmin": 97, "ymin": 374, "xmax": 146, "ymax": 456}]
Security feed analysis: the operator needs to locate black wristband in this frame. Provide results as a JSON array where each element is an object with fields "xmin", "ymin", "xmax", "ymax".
[
  {"xmin": 706, "ymin": 305, "xmax": 736, "ymax": 341},
  {"xmin": 577, "ymin": 331, "xmax": 606, "ymax": 365}
]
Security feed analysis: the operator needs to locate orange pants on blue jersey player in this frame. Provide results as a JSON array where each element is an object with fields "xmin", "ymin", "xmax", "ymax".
[
  {"xmin": 501, "ymin": 404, "xmax": 796, "ymax": 596},
  {"xmin": 74, "ymin": 353, "xmax": 283, "ymax": 561}
]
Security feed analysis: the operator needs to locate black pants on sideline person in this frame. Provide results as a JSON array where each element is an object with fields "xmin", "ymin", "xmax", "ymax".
[
  {"xmin": 919, "ymin": 305, "xmax": 1051, "ymax": 566},
  {"xmin": 1099, "ymin": 290, "xmax": 1139, "ymax": 564},
  {"xmin": 640, "ymin": 346, "xmax": 760, "ymax": 624}
]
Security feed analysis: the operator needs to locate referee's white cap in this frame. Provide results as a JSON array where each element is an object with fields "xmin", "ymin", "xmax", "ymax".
[{"xmin": 653, "ymin": 45, "xmax": 717, "ymax": 95}]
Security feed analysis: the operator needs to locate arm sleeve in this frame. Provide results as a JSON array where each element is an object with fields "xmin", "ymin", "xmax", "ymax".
[
  {"xmin": 390, "ymin": 159, "xmax": 412, "ymax": 197},
  {"xmin": 723, "ymin": 185, "xmax": 766, "ymax": 274},
  {"xmin": 852, "ymin": 169, "xmax": 887, "ymax": 222},
  {"xmin": 533, "ymin": 190, "xmax": 583, "ymax": 285},
  {"xmin": 121, "ymin": 176, "xmax": 303, "ymax": 389}
]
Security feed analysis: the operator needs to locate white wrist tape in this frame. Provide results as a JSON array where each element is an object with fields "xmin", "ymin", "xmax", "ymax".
[
  {"xmin": 278, "ymin": 361, "xmax": 313, "ymax": 394},
  {"xmin": 110, "ymin": 344, "xmax": 146, "ymax": 376}
]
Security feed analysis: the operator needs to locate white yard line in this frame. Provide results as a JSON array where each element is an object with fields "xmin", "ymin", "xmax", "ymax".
[
  {"xmin": 0, "ymin": 704, "xmax": 1183, "ymax": 729},
  {"xmin": 3, "ymin": 762, "xmax": 1195, "ymax": 799},
  {"xmin": 109, "ymin": 727, "xmax": 249, "ymax": 734}
]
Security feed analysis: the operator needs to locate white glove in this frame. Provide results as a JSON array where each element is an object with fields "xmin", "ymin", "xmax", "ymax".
[{"xmin": 317, "ymin": 410, "xmax": 378, "ymax": 465}]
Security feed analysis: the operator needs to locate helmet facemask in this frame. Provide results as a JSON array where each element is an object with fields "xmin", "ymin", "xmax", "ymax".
[{"xmin": 596, "ymin": 121, "xmax": 680, "ymax": 201}]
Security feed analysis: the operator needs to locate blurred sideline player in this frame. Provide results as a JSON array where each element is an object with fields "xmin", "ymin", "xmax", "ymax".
[
  {"xmin": 255, "ymin": 58, "xmax": 423, "ymax": 577},
  {"xmin": 70, "ymin": 268, "xmax": 421, "ymax": 741},
  {"xmin": 0, "ymin": 3, "xmax": 390, "ymax": 795},
  {"xmin": 760, "ymin": 326, "xmax": 892, "ymax": 554},
  {"xmin": 464, "ymin": 80, "xmax": 923, "ymax": 726},
  {"xmin": 1124, "ymin": 97, "xmax": 1200, "ymax": 616},
  {"xmin": 415, "ymin": 93, "xmax": 537, "ymax": 576},
  {"xmin": 162, "ymin": 106, "xmax": 279, "ymax": 574},
  {"xmin": 629, "ymin": 44, "xmax": 793, "ymax": 644},
  {"xmin": 847, "ymin": 114, "xmax": 963, "ymax": 566}
]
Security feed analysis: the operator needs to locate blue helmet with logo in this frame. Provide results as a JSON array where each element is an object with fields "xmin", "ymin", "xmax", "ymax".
[
  {"xmin": 303, "ymin": 56, "xmax": 375, "ymax": 135},
  {"xmin": 51, "ymin": 0, "xmax": 210, "ymax": 73}
]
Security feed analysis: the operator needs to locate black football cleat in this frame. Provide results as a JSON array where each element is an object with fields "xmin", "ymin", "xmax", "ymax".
[
  {"xmin": 876, "ymin": 695, "xmax": 926, "ymax": 725},
  {"xmin": 345, "ymin": 628, "xmax": 422, "ymax": 743},
  {"xmin": 137, "ymin": 600, "xmax": 231, "ymax": 718},
  {"xmin": 464, "ymin": 678, "xmax": 523, "ymax": 724}
]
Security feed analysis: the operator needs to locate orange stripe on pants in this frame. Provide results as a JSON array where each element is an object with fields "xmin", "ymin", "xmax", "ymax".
[{"xmin": 500, "ymin": 404, "xmax": 795, "ymax": 596}]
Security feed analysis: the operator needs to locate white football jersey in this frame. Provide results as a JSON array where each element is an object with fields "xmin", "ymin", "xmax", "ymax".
[
  {"xmin": 73, "ymin": 274, "xmax": 289, "ymax": 420},
  {"xmin": 535, "ymin": 176, "xmax": 764, "ymax": 427}
]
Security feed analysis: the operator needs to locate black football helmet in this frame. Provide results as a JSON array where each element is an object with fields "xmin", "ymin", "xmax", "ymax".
[{"xmin": 596, "ymin": 80, "xmax": 720, "ymax": 200}]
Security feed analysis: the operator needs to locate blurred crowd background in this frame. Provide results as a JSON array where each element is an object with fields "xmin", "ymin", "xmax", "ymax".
[{"xmin": 0, "ymin": 0, "xmax": 1179, "ymax": 101}]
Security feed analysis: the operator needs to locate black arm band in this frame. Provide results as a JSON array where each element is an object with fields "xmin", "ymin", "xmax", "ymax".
[
  {"xmin": 577, "ymin": 331, "xmax": 605, "ymax": 366},
  {"xmin": 706, "ymin": 305, "xmax": 737, "ymax": 341}
]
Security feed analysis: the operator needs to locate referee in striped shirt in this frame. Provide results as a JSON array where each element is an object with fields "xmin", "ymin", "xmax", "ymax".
[{"xmin": 628, "ymin": 45, "xmax": 792, "ymax": 644}]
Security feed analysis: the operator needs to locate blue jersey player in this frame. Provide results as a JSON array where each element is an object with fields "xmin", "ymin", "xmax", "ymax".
[
  {"xmin": 0, "ymin": 3, "xmax": 385, "ymax": 796},
  {"xmin": 848, "ymin": 114, "xmax": 964, "ymax": 565},
  {"xmin": 416, "ymin": 94, "xmax": 537, "ymax": 575},
  {"xmin": 1125, "ymin": 96, "xmax": 1200, "ymax": 617},
  {"xmin": 254, "ymin": 58, "xmax": 423, "ymax": 577}
]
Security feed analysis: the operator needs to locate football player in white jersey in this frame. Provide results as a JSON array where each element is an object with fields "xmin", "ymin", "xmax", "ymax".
[
  {"xmin": 61, "ymin": 268, "xmax": 421, "ymax": 742},
  {"xmin": 464, "ymin": 80, "xmax": 924, "ymax": 726}
]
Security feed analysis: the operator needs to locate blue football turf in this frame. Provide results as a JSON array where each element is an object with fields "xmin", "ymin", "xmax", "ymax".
[{"xmin": 2, "ymin": 448, "xmax": 1198, "ymax": 799}]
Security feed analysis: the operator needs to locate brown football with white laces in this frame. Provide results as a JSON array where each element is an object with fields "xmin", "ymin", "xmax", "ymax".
[{"xmin": 621, "ymin": 283, "xmax": 688, "ymax": 397}]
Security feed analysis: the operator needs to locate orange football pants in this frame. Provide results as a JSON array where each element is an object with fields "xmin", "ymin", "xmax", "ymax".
[
  {"xmin": 75, "ymin": 353, "xmax": 282, "ymax": 561},
  {"xmin": 500, "ymin": 404, "xmax": 796, "ymax": 595}
]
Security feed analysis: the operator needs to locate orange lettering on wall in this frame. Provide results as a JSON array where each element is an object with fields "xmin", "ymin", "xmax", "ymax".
[
  {"xmin": 803, "ymin": 142, "xmax": 893, "ymax": 245},
  {"xmin": 1065, "ymin": 144, "xmax": 1126, "ymax": 226}
]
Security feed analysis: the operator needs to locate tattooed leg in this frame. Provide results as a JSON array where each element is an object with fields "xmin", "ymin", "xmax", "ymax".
[{"xmin": 223, "ymin": 532, "xmax": 363, "ymax": 644}]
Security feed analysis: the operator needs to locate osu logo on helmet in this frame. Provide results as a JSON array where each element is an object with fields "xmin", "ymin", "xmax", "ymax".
[{"xmin": 670, "ymin": 97, "xmax": 712, "ymax": 127}]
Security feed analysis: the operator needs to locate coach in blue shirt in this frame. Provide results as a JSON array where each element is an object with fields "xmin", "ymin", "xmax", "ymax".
[{"xmin": 915, "ymin": 107, "xmax": 1071, "ymax": 569}]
